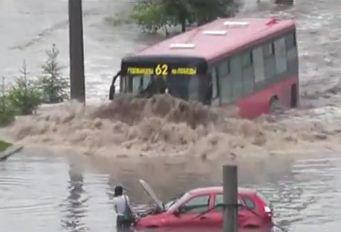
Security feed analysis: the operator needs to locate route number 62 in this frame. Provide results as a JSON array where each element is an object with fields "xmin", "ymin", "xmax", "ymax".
[{"xmin": 155, "ymin": 64, "xmax": 169, "ymax": 75}]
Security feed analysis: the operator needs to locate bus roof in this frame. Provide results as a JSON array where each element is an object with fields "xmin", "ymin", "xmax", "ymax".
[{"xmin": 133, "ymin": 18, "xmax": 295, "ymax": 63}]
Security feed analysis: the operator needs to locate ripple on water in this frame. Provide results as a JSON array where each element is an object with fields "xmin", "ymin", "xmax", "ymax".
[{"xmin": 256, "ymin": 156, "xmax": 341, "ymax": 231}]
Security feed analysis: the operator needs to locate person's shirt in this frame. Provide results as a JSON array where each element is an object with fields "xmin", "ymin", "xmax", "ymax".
[{"xmin": 113, "ymin": 195, "xmax": 129, "ymax": 216}]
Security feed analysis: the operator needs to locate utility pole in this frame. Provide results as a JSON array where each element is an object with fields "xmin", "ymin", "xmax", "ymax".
[
  {"xmin": 68, "ymin": 0, "xmax": 85, "ymax": 103},
  {"xmin": 223, "ymin": 165, "xmax": 238, "ymax": 232}
]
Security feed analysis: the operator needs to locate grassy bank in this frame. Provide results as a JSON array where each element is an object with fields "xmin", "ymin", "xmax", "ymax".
[{"xmin": 0, "ymin": 140, "xmax": 12, "ymax": 152}]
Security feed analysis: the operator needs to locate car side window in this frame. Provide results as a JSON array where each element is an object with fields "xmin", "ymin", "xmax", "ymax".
[
  {"xmin": 180, "ymin": 195, "xmax": 210, "ymax": 214},
  {"xmin": 214, "ymin": 194, "xmax": 244, "ymax": 212}
]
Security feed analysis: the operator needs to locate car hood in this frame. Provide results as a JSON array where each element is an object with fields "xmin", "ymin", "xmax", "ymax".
[{"xmin": 139, "ymin": 179, "xmax": 164, "ymax": 211}]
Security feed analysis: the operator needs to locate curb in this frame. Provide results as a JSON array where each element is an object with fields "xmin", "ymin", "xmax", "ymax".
[{"xmin": 0, "ymin": 145, "xmax": 24, "ymax": 161}]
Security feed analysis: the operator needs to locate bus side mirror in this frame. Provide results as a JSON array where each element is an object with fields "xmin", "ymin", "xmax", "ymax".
[
  {"xmin": 109, "ymin": 84, "xmax": 115, "ymax": 100},
  {"xmin": 109, "ymin": 70, "xmax": 121, "ymax": 100}
]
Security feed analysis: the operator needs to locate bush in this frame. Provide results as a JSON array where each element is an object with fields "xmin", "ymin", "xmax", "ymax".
[
  {"xmin": 38, "ymin": 44, "xmax": 69, "ymax": 103},
  {"xmin": 0, "ymin": 140, "xmax": 11, "ymax": 152},
  {"xmin": 0, "ymin": 78, "xmax": 15, "ymax": 127},
  {"xmin": 0, "ymin": 96, "xmax": 15, "ymax": 127}
]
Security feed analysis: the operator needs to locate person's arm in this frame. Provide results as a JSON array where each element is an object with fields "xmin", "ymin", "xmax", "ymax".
[
  {"xmin": 113, "ymin": 198, "xmax": 118, "ymax": 214},
  {"xmin": 126, "ymin": 195, "xmax": 137, "ymax": 218},
  {"xmin": 126, "ymin": 195, "xmax": 131, "ymax": 207}
]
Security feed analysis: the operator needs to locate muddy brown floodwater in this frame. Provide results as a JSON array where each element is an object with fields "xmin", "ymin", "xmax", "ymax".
[{"xmin": 1, "ymin": 148, "xmax": 341, "ymax": 232}]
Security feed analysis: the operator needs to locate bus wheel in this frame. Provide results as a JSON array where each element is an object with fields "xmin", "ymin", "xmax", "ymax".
[
  {"xmin": 269, "ymin": 97, "xmax": 281, "ymax": 113},
  {"xmin": 290, "ymin": 84, "xmax": 298, "ymax": 108}
]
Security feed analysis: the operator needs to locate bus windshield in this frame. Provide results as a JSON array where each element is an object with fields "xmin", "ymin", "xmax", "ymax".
[
  {"xmin": 126, "ymin": 74, "xmax": 201, "ymax": 101},
  {"xmin": 119, "ymin": 57, "xmax": 209, "ymax": 103}
]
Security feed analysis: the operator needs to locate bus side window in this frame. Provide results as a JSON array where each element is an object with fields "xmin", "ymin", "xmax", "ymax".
[
  {"xmin": 274, "ymin": 37, "xmax": 288, "ymax": 75},
  {"xmin": 230, "ymin": 55, "xmax": 243, "ymax": 100},
  {"xmin": 241, "ymin": 51, "xmax": 254, "ymax": 95},
  {"xmin": 252, "ymin": 46, "xmax": 265, "ymax": 88},
  {"xmin": 263, "ymin": 42, "xmax": 276, "ymax": 81},
  {"xmin": 211, "ymin": 68, "xmax": 220, "ymax": 105},
  {"xmin": 217, "ymin": 60, "xmax": 232, "ymax": 104},
  {"xmin": 285, "ymin": 31, "xmax": 296, "ymax": 50},
  {"xmin": 286, "ymin": 32, "xmax": 298, "ymax": 74}
]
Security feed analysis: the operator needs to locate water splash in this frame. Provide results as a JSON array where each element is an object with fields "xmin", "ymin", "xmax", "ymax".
[{"xmin": 5, "ymin": 95, "xmax": 341, "ymax": 160}]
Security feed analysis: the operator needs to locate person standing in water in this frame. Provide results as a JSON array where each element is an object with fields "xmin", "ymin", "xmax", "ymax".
[{"xmin": 113, "ymin": 185, "xmax": 135, "ymax": 231}]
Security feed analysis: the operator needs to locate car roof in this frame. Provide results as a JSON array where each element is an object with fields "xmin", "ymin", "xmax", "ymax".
[
  {"xmin": 135, "ymin": 18, "xmax": 295, "ymax": 62},
  {"xmin": 188, "ymin": 186, "xmax": 257, "ymax": 196}
]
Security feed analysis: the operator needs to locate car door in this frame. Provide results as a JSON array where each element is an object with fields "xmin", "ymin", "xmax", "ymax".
[
  {"xmin": 166, "ymin": 194, "xmax": 214, "ymax": 230},
  {"xmin": 210, "ymin": 194, "xmax": 255, "ymax": 228}
]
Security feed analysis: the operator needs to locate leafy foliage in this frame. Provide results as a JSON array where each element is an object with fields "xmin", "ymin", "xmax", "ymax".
[
  {"xmin": 188, "ymin": 0, "xmax": 235, "ymax": 25},
  {"xmin": 0, "ymin": 140, "xmax": 11, "ymax": 152},
  {"xmin": 132, "ymin": 0, "xmax": 235, "ymax": 34},
  {"xmin": 132, "ymin": 0, "xmax": 170, "ymax": 33},
  {"xmin": 0, "ymin": 44, "xmax": 69, "ymax": 127},
  {"xmin": 0, "ymin": 78, "xmax": 15, "ymax": 126}
]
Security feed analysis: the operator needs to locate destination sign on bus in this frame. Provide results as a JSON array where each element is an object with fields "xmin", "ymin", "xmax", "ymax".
[{"xmin": 126, "ymin": 64, "xmax": 197, "ymax": 76}]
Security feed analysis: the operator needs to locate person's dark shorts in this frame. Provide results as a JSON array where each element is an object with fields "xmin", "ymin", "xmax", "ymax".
[{"xmin": 116, "ymin": 215, "xmax": 132, "ymax": 232}]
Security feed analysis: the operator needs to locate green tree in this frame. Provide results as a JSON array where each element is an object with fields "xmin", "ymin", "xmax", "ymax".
[
  {"xmin": 188, "ymin": 0, "xmax": 235, "ymax": 25},
  {"xmin": 7, "ymin": 61, "xmax": 42, "ymax": 115},
  {"xmin": 165, "ymin": 0, "xmax": 193, "ymax": 32},
  {"xmin": 132, "ymin": 0, "xmax": 235, "ymax": 34},
  {"xmin": 38, "ymin": 44, "xmax": 69, "ymax": 103},
  {"xmin": 132, "ymin": 0, "xmax": 169, "ymax": 33}
]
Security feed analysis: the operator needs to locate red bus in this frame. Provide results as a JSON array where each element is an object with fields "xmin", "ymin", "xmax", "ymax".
[{"xmin": 109, "ymin": 17, "xmax": 299, "ymax": 118}]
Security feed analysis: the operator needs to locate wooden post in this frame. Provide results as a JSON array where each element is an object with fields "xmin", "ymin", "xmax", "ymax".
[
  {"xmin": 68, "ymin": 0, "xmax": 85, "ymax": 103},
  {"xmin": 223, "ymin": 165, "xmax": 238, "ymax": 232}
]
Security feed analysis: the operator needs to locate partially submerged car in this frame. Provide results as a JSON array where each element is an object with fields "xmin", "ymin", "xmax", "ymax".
[{"xmin": 134, "ymin": 179, "xmax": 273, "ymax": 231}]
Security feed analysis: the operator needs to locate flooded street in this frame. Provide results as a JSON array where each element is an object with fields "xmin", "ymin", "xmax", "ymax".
[
  {"xmin": 1, "ymin": 150, "xmax": 341, "ymax": 232},
  {"xmin": 0, "ymin": 151, "xmax": 116, "ymax": 231},
  {"xmin": 0, "ymin": 0, "xmax": 157, "ymax": 101},
  {"xmin": 1, "ymin": 0, "xmax": 340, "ymax": 102},
  {"xmin": 1, "ymin": 0, "xmax": 341, "ymax": 231}
]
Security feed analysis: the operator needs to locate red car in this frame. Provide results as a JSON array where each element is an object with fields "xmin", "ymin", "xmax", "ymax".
[{"xmin": 134, "ymin": 180, "xmax": 273, "ymax": 232}]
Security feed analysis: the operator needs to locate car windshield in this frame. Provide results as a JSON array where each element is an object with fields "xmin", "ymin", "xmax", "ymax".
[
  {"xmin": 167, "ymin": 193, "xmax": 191, "ymax": 212},
  {"xmin": 128, "ymin": 75, "xmax": 201, "ymax": 101},
  {"xmin": 164, "ymin": 200, "xmax": 176, "ymax": 210}
]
